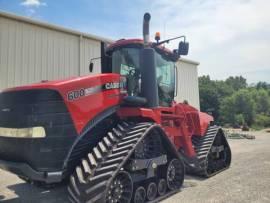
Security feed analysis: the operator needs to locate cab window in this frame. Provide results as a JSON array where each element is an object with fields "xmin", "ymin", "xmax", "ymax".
[
  {"xmin": 112, "ymin": 48, "xmax": 141, "ymax": 96},
  {"xmin": 155, "ymin": 53, "xmax": 175, "ymax": 107}
]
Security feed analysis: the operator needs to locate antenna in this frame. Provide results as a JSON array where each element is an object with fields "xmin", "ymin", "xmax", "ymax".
[{"xmin": 163, "ymin": 21, "xmax": 167, "ymax": 47}]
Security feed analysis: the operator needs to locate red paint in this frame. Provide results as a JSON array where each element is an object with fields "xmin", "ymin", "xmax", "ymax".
[{"xmin": 117, "ymin": 103, "xmax": 213, "ymax": 157}]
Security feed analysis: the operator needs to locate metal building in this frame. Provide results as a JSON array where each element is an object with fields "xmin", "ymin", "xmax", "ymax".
[
  {"xmin": 176, "ymin": 59, "xmax": 200, "ymax": 109},
  {"xmin": 0, "ymin": 11, "xmax": 200, "ymax": 109}
]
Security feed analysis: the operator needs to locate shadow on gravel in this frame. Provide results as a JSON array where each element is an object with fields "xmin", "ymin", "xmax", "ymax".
[
  {"xmin": 1, "ymin": 182, "xmax": 69, "ymax": 203},
  {"xmin": 0, "ymin": 176, "xmax": 207, "ymax": 202},
  {"xmin": 182, "ymin": 175, "xmax": 206, "ymax": 189},
  {"xmin": 185, "ymin": 175, "xmax": 206, "ymax": 181}
]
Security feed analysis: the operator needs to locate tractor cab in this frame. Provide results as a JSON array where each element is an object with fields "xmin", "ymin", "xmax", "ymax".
[
  {"xmin": 100, "ymin": 14, "xmax": 189, "ymax": 108},
  {"xmin": 104, "ymin": 39, "xmax": 180, "ymax": 107}
]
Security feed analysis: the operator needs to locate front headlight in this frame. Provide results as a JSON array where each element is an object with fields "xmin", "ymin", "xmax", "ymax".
[{"xmin": 0, "ymin": 127, "xmax": 46, "ymax": 138}]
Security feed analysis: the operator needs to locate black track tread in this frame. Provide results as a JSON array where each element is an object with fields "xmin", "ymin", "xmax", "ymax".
[
  {"xmin": 127, "ymin": 127, "xmax": 147, "ymax": 134},
  {"xmin": 116, "ymin": 123, "xmax": 126, "ymax": 132},
  {"xmin": 69, "ymin": 176, "xmax": 80, "ymax": 196},
  {"xmin": 191, "ymin": 125, "xmax": 231, "ymax": 177},
  {"xmin": 68, "ymin": 122, "xmax": 182, "ymax": 203},
  {"xmin": 112, "ymin": 128, "xmax": 122, "ymax": 138},
  {"xmin": 93, "ymin": 147, "xmax": 102, "ymax": 161},
  {"xmin": 101, "ymin": 156, "xmax": 124, "ymax": 167},
  {"xmin": 81, "ymin": 159, "xmax": 92, "ymax": 177},
  {"xmin": 85, "ymin": 181, "xmax": 107, "ymax": 195},
  {"xmin": 117, "ymin": 137, "xmax": 139, "ymax": 147},
  {"xmin": 87, "ymin": 153, "xmax": 97, "ymax": 168},
  {"xmin": 103, "ymin": 137, "xmax": 112, "ymax": 149},
  {"xmin": 112, "ymin": 143, "xmax": 134, "ymax": 153},
  {"xmin": 108, "ymin": 132, "xmax": 117, "ymax": 143},
  {"xmin": 68, "ymin": 186, "xmax": 80, "ymax": 203},
  {"xmin": 107, "ymin": 149, "xmax": 130, "ymax": 159},
  {"xmin": 75, "ymin": 167, "xmax": 85, "ymax": 184},
  {"xmin": 94, "ymin": 163, "xmax": 119, "ymax": 175},
  {"xmin": 98, "ymin": 142, "xmax": 108, "ymax": 154},
  {"xmin": 121, "ymin": 132, "xmax": 142, "ymax": 141}
]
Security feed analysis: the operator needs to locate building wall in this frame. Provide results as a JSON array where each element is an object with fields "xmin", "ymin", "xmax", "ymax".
[
  {"xmin": 175, "ymin": 59, "xmax": 200, "ymax": 109},
  {"xmin": 0, "ymin": 11, "xmax": 108, "ymax": 90}
]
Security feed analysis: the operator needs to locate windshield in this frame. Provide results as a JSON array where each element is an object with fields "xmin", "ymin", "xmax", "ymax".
[{"xmin": 111, "ymin": 47, "xmax": 175, "ymax": 106}]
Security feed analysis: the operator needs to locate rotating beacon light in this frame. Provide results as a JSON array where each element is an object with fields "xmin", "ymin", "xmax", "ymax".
[{"xmin": 155, "ymin": 32, "xmax": 161, "ymax": 43}]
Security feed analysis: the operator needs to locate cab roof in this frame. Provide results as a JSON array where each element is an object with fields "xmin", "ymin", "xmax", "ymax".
[{"xmin": 106, "ymin": 39, "xmax": 179, "ymax": 62}]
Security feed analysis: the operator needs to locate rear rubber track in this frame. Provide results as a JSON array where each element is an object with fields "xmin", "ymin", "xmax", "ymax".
[{"xmin": 191, "ymin": 125, "xmax": 232, "ymax": 177}]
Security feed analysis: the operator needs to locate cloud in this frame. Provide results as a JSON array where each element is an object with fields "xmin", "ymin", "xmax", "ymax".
[
  {"xmin": 145, "ymin": 0, "xmax": 270, "ymax": 82},
  {"xmin": 20, "ymin": 0, "xmax": 47, "ymax": 18},
  {"xmin": 21, "ymin": 0, "xmax": 47, "ymax": 7}
]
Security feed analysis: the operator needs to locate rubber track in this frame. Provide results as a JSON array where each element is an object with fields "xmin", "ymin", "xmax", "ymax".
[
  {"xmin": 191, "ymin": 125, "xmax": 231, "ymax": 177},
  {"xmin": 68, "ymin": 122, "xmax": 182, "ymax": 203}
]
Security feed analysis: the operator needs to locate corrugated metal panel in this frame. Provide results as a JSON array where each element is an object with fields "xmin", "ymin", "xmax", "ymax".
[
  {"xmin": 0, "ymin": 14, "xmax": 102, "ymax": 90},
  {"xmin": 175, "ymin": 59, "xmax": 200, "ymax": 110},
  {"xmin": 80, "ymin": 37, "xmax": 101, "ymax": 75}
]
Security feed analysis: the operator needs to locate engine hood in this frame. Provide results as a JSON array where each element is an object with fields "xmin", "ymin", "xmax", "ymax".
[
  {"xmin": 4, "ymin": 73, "xmax": 120, "ymax": 93},
  {"xmin": 1, "ymin": 73, "xmax": 123, "ymax": 134}
]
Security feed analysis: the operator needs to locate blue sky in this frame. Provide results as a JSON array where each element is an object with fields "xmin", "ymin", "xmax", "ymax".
[{"xmin": 1, "ymin": 0, "xmax": 269, "ymax": 83}]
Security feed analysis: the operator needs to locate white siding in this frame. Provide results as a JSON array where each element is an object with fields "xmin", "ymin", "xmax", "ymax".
[
  {"xmin": 79, "ymin": 37, "xmax": 101, "ymax": 75},
  {"xmin": 0, "ymin": 12, "xmax": 105, "ymax": 90},
  {"xmin": 175, "ymin": 59, "xmax": 200, "ymax": 110}
]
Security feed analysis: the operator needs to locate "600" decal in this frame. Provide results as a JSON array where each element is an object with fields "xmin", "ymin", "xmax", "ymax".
[
  {"xmin": 67, "ymin": 89, "xmax": 85, "ymax": 101},
  {"xmin": 67, "ymin": 82, "xmax": 124, "ymax": 101}
]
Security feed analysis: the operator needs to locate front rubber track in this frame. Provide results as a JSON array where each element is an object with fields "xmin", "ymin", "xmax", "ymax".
[{"xmin": 68, "ymin": 122, "xmax": 184, "ymax": 203}]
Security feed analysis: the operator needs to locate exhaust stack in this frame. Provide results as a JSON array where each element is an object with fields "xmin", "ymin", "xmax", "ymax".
[
  {"xmin": 140, "ymin": 12, "xmax": 159, "ymax": 108},
  {"xmin": 143, "ymin": 13, "xmax": 151, "ymax": 46}
]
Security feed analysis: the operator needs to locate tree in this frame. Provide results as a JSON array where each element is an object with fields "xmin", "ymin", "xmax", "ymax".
[
  {"xmin": 219, "ymin": 96, "xmax": 236, "ymax": 125},
  {"xmin": 250, "ymin": 88, "xmax": 270, "ymax": 115},
  {"xmin": 199, "ymin": 76, "xmax": 220, "ymax": 121},
  {"xmin": 233, "ymin": 89, "xmax": 256, "ymax": 125},
  {"xmin": 199, "ymin": 75, "xmax": 234, "ymax": 122},
  {"xmin": 219, "ymin": 89, "xmax": 255, "ymax": 126},
  {"xmin": 235, "ymin": 114, "xmax": 245, "ymax": 126},
  {"xmin": 225, "ymin": 76, "xmax": 247, "ymax": 91},
  {"xmin": 256, "ymin": 82, "xmax": 270, "ymax": 90},
  {"xmin": 254, "ymin": 114, "xmax": 270, "ymax": 128},
  {"xmin": 199, "ymin": 75, "xmax": 270, "ymax": 128}
]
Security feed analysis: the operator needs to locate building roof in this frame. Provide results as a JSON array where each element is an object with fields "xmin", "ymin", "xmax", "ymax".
[
  {"xmin": 0, "ymin": 10, "xmax": 199, "ymax": 66},
  {"xmin": 0, "ymin": 10, "xmax": 113, "ymax": 43},
  {"xmin": 179, "ymin": 58, "xmax": 200, "ymax": 66}
]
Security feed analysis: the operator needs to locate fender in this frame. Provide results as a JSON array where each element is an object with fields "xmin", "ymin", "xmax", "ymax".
[{"xmin": 62, "ymin": 105, "xmax": 120, "ymax": 176}]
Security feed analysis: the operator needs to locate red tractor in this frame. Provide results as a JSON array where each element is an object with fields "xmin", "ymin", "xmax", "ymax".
[{"xmin": 0, "ymin": 13, "xmax": 231, "ymax": 202}]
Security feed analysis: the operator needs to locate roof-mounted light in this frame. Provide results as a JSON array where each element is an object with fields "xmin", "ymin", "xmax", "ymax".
[{"xmin": 155, "ymin": 32, "xmax": 161, "ymax": 43}]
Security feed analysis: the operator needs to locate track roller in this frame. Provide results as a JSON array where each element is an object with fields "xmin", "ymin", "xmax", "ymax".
[
  {"xmin": 146, "ymin": 182, "xmax": 157, "ymax": 201},
  {"xmin": 133, "ymin": 186, "xmax": 146, "ymax": 203},
  {"xmin": 157, "ymin": 179, "xmax": 167, "ymax": 196},
  {"xmin": 166, "ymin": 159, "xmax": 185, "ymax": 191},
  {"xmin": 105, "ymin": 171, "xmax": 133, "ymax": 203}
]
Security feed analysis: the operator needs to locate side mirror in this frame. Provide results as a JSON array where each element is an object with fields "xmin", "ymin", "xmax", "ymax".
[
  {"xmin": 178, "ymin": 41, "xmax": 189, "ymax": 55},
  {"xmin": 89, "ymin": 62, "xmax": 94, "ymax": 73}
]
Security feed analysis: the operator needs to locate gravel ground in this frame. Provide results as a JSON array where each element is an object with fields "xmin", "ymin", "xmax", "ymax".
[{"xmin": 0, "ymin": 129, "xmax": 270, "ymax": 203}]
